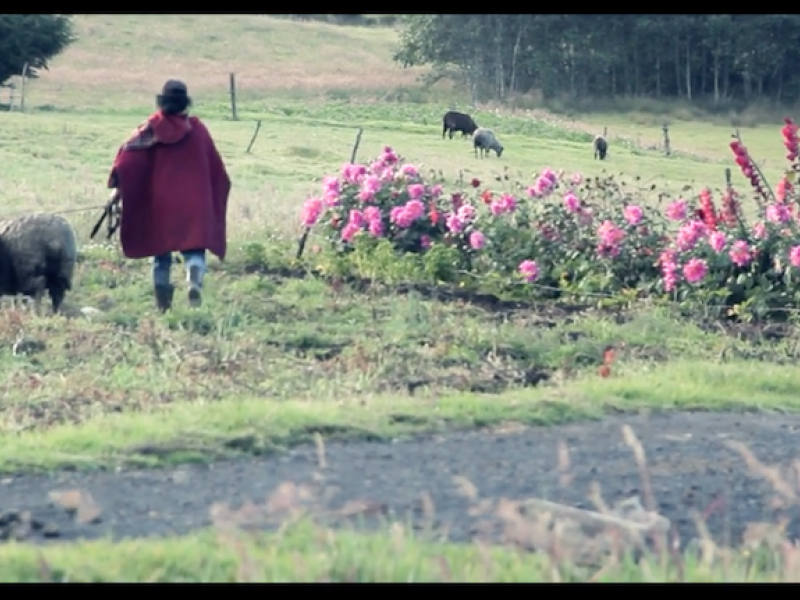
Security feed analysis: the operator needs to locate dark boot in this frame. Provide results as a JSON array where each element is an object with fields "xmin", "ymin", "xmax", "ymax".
[
  {"xmin": 154, "ymin": 284, "xmax": 174, "ymax": 312},
  {"xmin": 187, "ymin": 265, "xmax": 202, "ymax": 308}
]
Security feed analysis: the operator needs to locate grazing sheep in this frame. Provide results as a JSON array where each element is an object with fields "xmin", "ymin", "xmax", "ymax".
[
  {"xmin": 0, "ymin": 213, "xmax": 78, "ymax": 314},
  {"xmin": 473, "ymin": 127, "xmax": 504, "ymax": 158},
  {"xmin": 442, "ymin": 110, "xmax": 478, "ymax": 139},
  {"xmin": 593, "ymin": 135, "xmax": 608, "ymax": 160}
]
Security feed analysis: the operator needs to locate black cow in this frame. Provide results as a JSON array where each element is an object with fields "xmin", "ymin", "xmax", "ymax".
[{"xmin": 442, "ymin": 110, "xmax": 478, "ymax": 139}]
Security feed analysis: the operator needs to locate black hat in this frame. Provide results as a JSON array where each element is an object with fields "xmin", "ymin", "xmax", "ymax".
[
  {"xmin": 161, "ymin": 79, "xmax": 188, "ymax": 96},
  {"xmin": 156, "ymin": 79, "xmax": 192, "ymax": 113}
]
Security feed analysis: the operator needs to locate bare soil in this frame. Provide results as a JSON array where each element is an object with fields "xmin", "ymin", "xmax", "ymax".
[{"xmin": 3, "ymin": 411, "xmax": 800, "ymax": 549}]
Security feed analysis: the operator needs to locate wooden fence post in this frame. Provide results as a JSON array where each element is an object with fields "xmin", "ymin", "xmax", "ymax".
[
  {"xmin": 18, "ymin": 62, "xmax": 27, "ymax": 113},
  {"xmin": 662, "ymin": 123, "xmax": 671, "ymax": 157},
  {"xmin": 229, "ymin": 72, "xmax": 238, "ymax": 121}
]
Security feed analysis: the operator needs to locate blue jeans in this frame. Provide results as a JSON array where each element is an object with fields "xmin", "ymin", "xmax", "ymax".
[{"xmin": 153, "ymin": 249, "xmax": 206, "ymax": 288}]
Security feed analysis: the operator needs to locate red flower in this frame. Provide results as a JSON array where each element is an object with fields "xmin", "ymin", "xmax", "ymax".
[
  {"xmin": 782, "ymin": 117, "xmax": 799, "ymax": 161},
  {"xmin": 429, "ymin": 201, "xmax": 440, "ymax": 225},
  {"xmin": 470, "ymin": 178, "xmax": 481, "ymax": 188},
  {"xmin": 720, "ymin": 187, "xmax": 740, "ymax": 228},
  {"xmin": 481, "ymin": 190, "xmax": 493, "ymax": 204},
  {"xmin": 698, "ymin": 188, "xmax": 718, "ymax": 231}
]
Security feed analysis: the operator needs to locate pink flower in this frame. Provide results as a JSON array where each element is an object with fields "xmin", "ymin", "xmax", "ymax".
[
  {"xmin": 363, "ymin": 206, "xmax": 381, "ymax": 222},
  {"xmin": 420, "ymin": 234, "xmax": 432, "ymax": 249},
  {"xmin": 358, "ymin": 175, "xmax": 382, "ymax": 202},
  {"xmin": 445, "ymin": 213, "xmax": 464, "ymax": 233},
  {"xmin": 766, "ymin": 202, "xmax": 792, "ymax": 223},
  {"xmin": 675, "ymin": 220, "xmax": 706, "ymax": 252},
  {"xmin": 623, "ymin": 205, "xmax": 643, "ymax": 226},
  {"xmin": 469, "ymin": 230, "xmax": 486, "ymax": 250},
  {"xmin": 390, "ymin": 206, "xmax": 404, "ymax": 223},
  {"xmin": 389, "ymin": 202, "xmax": 424, "ymax": 229},
  {"xmin": 322, "ymin": 176, "xmax": 339, "ymax": 195},
  {"xmin": 348, "ymin": 209, "xmax": 365, "ymax": 227},
  {"xmin": 729, "ymin": 239, "xmax": 752, "ymax": 267},
  {"xmin": 659, "ymin": 248, "xmax": 679, "ymax": 292},
  {"xmin": 323, "ymin": 190, "xmax": 340, "ymax": 207},
  {"xmin": 381, "ymin": 146, "xmax": 399, "ymax": 165},
  {"xmin": 527, "ymin": 168, "xmax": 558, "ymax": 198},
  {"xmin": 301, "ymin": 197, "xmax": 324, "ymax": 227},
  {"xmin": 683, "ymin": 258, "xmax": 707, "ymax": 284},
  {"xmin": 563, "ymin": 192, "xmax": 581, "ymax": 213},
  {"xmin": 368, "ymin": 219, "xmax": 384, "ymax": 237},
  {"xmin": 489, "ymin": 201, "xmax": 504, "ymax": 217},
  {"xmin": 570, "ymin": 173, "xmax": 583, "ymax": 186},
  {"xmin": 665, "ymin": 199, "xmax": 688, "ymax": 221},
  {"xmin": 429, "ymin": 184, "xmax": 443, "ymax": 199},
  {"xmin": 457, "ymin": 204, "xmax": 476, "ymax": 222},
  {"xmin": 404, "ymin": 199, "xmax": 425, "ymax": 220},
  {"xmin": 577, "ymin": 208, "xmax": 593, "ymax": 227},
  {"xmin": 753, "ymin": 221, "xmax": 768, "ymax": 239},
  {"xmin": 708, "ymin": 230, "xmax": 727, "ymax": 253},
  {"xmin": 407, "ymin": 183, "xmax": 425, "ymax": 200},
  {"xmin": 790, "ymin": 246, "xmax": 800, "ymax": 269},
  {"xmin": 379, "ymin": 167, "xmax": 395, "ymax": 184},
  {"xmin": 527, "ymin": 168, "xmax": 559, "ymax": 197},
  {"xmin": 518, "ymin": 259, "xmax": 539, "ymax": 282},
  {"xmin": 342, "ymin": 163, "xmax": 367, "ymax": 184},
  {"xmin": 400, "ymin": 164, "xmax": 419, "ymax": 178},
  {"xmin": 490, "ymin": 193, "xmax": 518, "ymax": 217},
  {"xmin": 596, "ymin": 220, "xmax": 626, "ymax": 258},
  {"xmin": 499, "ymin": 193, "xmax": 517, "ymax": 213},
  {"xmin": 341, "ymin": 221, "xmax": 361, "ymax": 242}
]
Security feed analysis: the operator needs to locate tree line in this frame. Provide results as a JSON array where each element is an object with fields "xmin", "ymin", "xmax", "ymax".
[{"xmin": 393, "ymin": 15, "xmax": 800, "ymax": 107}]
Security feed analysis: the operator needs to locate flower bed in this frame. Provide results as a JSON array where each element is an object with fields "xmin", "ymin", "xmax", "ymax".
[{"xmin": 299, "ymin": 119, "xmax": 800, "ymax": 320}]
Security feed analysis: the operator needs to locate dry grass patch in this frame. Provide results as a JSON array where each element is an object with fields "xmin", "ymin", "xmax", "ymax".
[{"xmin": 30, "ymin": 15, "xmax": 428, "ymax": 112}]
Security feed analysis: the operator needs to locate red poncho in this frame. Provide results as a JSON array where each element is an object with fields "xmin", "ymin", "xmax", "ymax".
[{"xmin": 108, "ymin": 110, "xmax": 231, "ymax": 260}]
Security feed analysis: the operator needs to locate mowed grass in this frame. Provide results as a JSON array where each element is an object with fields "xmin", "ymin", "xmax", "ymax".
[{"xmin": 1, "ymin": 14, "xmax": 800, "ymax": 582}]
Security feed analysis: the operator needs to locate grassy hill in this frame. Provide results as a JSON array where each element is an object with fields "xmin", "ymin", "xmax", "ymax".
[{"xmin": 29, "ymin": 14, "xmax": 431, "ymax": 112}]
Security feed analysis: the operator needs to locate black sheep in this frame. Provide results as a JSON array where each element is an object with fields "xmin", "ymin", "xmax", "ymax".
[
  {"xmin": 593, "ymin": 135, "xmax": 608, "ymax": 160},
  {"xmin": 442, "ymin": 111, "xmax": 478, "ymax": 139}
]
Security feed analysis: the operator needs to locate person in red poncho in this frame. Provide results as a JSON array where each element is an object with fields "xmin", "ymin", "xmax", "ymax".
[{"xmin": 106, "ymin": 79, "xmax": 231, "ymax": 312}]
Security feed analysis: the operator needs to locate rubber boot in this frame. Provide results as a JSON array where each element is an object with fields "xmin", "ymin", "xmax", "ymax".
[
  {"xmin": 187, "ymin": 265, "xmax": 202, "ymax": 308},
  {"xmin": 154, "ymin": 283, "xmax": 175, "ymax": 313}
]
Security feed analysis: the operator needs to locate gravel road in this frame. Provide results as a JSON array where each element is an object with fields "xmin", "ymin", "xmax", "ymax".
[{"xmin": 3, "ymin": 411, "xmax": 800, "ymax": 548}]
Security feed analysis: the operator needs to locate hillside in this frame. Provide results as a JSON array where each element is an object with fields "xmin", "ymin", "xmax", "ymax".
[{"xmin": 28, "ymin": 14, "xmax": 429, "ymax": 112}]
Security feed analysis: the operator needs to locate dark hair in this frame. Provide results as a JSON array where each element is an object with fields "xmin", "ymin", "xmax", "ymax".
[{"xmin": 156, "ymin": 79, "xmax": 192, "ymax": 115}]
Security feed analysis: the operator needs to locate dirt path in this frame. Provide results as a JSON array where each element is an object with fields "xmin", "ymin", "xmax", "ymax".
[{"xmin": 3, "ymin": 411, "xmax": 800, "ymax": 548}]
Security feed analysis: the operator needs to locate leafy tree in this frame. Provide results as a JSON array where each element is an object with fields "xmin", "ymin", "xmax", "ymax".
[{"xmin": 0, "ymin": 14, "xmax": 75, "ymax": 86}]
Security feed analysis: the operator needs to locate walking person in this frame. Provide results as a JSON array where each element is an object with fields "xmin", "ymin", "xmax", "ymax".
[{"xmin": 106, "ymin": 79, "xmax": 231, "ymax": 311}]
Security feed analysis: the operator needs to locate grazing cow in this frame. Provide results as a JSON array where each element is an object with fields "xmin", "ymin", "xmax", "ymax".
[
  {"xmin": 473, "ymin": 127, "xmax": 504, "ymax": 158},
  {"xmin": 593, "ymin": 135, "xmax": 608, "ymax": 160},
  {"xmin": 442, "ymin": 110, "xmax": 478, "ymax": 139}
]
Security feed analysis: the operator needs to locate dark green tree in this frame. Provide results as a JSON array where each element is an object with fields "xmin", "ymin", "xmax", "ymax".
[{"xmin": 0, "ymin": 14, "xmax": 75, "ymax": 85}]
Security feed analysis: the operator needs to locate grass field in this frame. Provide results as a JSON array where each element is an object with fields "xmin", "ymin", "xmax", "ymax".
[{"xmin": 1, "ymin": 14, "xmax": 800, "ymax": 582}]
